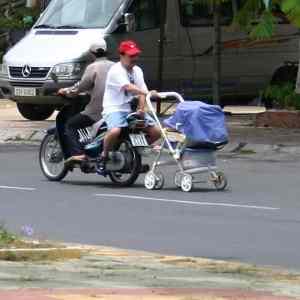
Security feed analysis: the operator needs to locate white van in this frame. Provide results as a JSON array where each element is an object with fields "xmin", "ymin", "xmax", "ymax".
[{"xmin": 0, "ymin": 0, "xmax": 299, "ymax": 120}]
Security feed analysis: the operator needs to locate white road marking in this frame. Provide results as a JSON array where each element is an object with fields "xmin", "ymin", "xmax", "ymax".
[
  {"xmin": 0, "ymin": 185, "xmax": 36, "ymax": 191},
  {"xmin": 95, "ymin": 193, "xmax": 280, "ymax": 211}
]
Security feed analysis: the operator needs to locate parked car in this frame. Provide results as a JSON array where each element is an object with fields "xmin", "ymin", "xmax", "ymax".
[{"xmin": 0, "ymin": 0, "xmax": 299, "ymax": 120}]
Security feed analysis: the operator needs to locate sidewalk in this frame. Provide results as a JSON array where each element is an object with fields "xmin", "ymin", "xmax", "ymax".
[
  {"xmin": 1, "ymin": 244, "xmax": 300, "ymax": 299},
  {"xmin": 1, "ymin": 99, "xmax": 300, "ymax": 156},
  {"xmin": 0, "ymin": 100, "xmax": 55, "ymax": 143},
  {"xmin": 0, "ymin": 289, "xmax": 296, "ymax": 300}
]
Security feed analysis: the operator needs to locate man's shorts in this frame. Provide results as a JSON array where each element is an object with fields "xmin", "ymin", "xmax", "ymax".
[{"xmin": 103, "ymin": 111, "xmax": 156, "ymax": 130}]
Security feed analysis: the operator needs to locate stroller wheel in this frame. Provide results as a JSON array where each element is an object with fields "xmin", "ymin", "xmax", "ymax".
[
  {"xmin": 145, "ymin": 171, "xmax": 165, "ymax": 190},
  {"xmin": 212, "ymin": 171, "xmax": 228, "ymax": 191},
  {"xmin": 181, "ymin": 174, "xmax": 193, "ymax": 192},
  {"xmin": 174, "ymin": 172, "xmax": 183, "ymax": 188},
  {"xmin": 154, "ymin": 171, "xmax": 165, "ymax": 190}
]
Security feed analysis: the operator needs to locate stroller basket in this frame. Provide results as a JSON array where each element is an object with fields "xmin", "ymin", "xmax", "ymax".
[{"xmin": 182, "ymin": 148, "xmax": 216, "ymax": 169}]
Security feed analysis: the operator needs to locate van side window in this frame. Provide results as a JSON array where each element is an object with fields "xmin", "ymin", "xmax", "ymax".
[
  {"xmin": 128, "ymin": 0, "xmax": 162, "ymax": 31},
  {"xmin": 179, "ymin": 0, "xmax": 233, "ymax": 27}
]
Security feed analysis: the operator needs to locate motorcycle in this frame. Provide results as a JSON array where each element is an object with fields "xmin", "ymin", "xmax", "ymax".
[{"xmin": 39, "ymin": 89, "xmax": 150, "ymax": 187}]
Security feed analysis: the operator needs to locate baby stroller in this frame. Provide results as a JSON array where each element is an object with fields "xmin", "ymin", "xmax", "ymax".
[{"xmin": 144, "ymin": 92, "xmax": 229, "ymax": 192}]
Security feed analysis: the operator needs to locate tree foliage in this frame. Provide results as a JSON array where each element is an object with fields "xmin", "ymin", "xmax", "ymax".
[{"xmin": 187, "ymin": 0, "xmax": 300, "ymax": 39}]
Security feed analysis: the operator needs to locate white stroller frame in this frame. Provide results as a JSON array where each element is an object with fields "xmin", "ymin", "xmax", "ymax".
[{"xmin": 144, "ymin": 92, "xmax": 228, "ymax": 192}]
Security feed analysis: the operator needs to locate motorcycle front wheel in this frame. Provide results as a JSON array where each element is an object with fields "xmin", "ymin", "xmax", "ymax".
[
  {"xmin": 108, "ymin": 140, "xmax": 141, "ymax": 187},
  {"xmin": 39, "ymin": 133, "xmax": 69, "ymax": 181}
]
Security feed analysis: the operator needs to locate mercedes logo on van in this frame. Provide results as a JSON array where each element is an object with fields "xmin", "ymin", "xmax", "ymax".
[{"xmin": 22, "ymin": 65, "xmax": 32, "ymax": 77}]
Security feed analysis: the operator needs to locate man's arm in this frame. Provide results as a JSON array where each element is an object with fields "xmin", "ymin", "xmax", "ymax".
[
  {"xmin": 73, "ymin": 65, "xmax": 95, "ymax": 93},
  {"xmin": 132, "ymin": 68, "xmax": 149, "ymax": 114},
  {"xmin": 58, "ymin": 65, "xmax": 95, "ymax": 96},
  {"xmin": 123, "ymin": 83, "xmax": 147, "ymax": 96},
  {"xmin": 137, "ymin": 94, "xmax": 146, "ymax": 113}
]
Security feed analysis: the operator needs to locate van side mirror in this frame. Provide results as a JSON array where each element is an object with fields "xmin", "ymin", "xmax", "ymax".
[{"xmin": 124, "ymin": 13, "xmax": 136, "ymax": 32}]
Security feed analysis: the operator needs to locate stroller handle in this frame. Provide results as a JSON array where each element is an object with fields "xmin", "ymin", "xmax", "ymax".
[
  {"xmin": 157, "ymin": 92, "xmax": 185, "ymax": 102},
  {"xmin": 145, "ymin": 91, "xmax": 184, "ymax": 118},
  {"xmin": 146, "ymin": 92, "xmax": 184, "ymax": 105}
]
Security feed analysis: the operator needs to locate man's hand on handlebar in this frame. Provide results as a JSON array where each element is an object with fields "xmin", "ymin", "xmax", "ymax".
[
  {"xmin": 57, "ymin": 88, "xmax": 76, "ymax": 99},
  {"xmin": 57, "ymin": 88, "xmax": 68, "ymax": 96},
  {"xmin": 137, "ymin": 109, "xmax": 145, "ymax": 118},
  {"xmin": 149, "ymin": 90, "xmax": 161, "ymax": 98}
]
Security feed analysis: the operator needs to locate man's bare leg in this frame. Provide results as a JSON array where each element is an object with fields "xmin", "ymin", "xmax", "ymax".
[
  {"xmin": 144, "ymin": 126, "xmax": 161, "ymax": 145},
  {"xmin": 101, "ymin": 127, "xmax": 122, "ymax": 158},
  {"xmin": 98, "ymin": 127, "xmax": 122, "ymax": 173}
]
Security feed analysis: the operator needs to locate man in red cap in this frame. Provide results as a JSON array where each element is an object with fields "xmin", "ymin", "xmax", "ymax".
[{"xmin": 98, "ymin": 40, "xmax": 161, "ymax": 172}]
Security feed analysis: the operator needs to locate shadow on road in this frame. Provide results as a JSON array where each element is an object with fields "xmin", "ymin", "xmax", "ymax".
[{"xmin": 58, "ymin": 179, "xmax": 231, "ymax": 194}]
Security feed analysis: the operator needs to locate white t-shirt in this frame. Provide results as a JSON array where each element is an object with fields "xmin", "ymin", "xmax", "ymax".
[{"xmin": 102, "ymin": 62, "xmax": 148, "ymax": 115}]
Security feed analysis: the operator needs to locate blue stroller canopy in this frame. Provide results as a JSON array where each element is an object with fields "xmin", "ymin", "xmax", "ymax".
[{"xmin": 164, "ymin": 101, "xmax": 229, "ymax": 144}]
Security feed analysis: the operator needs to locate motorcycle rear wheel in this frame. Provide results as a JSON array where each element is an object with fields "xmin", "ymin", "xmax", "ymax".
[
  {"xmin": 108, "ymin": 140, "xmax": 141, "ymax": 187},
  {"xmin": 39, "ymin": 133, "xmax": 69, "ymax": 181}
]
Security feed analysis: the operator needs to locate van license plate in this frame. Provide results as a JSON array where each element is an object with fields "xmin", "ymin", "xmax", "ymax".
[
  {"xmin": 14, "ymin": 87, "xmax": 36, "ymax": 97},
  {"xmin": 129, "ymin": 134, "xmax": 148, "ymax": 147}
]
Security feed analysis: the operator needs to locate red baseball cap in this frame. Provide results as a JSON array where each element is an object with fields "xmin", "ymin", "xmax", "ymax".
[{"xmin": 118, "ymin": 40, "xmax": 141, "ymax": 56}]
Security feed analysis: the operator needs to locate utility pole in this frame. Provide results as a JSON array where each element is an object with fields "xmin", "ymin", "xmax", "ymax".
[
  {"xmin": 212, "ymin": 1, "xmax": 221, "ymax": 105},
  {"xmin": 157, "ymin": 0, "xmax": 167, "ymax": 114},
  {"xmin": 26, "ymin": 0, "xmax": 38, "ymax": 8}
]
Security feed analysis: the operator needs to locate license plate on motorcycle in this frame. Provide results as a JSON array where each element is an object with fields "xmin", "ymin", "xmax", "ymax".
[
  {"xmin": 129, "ymin": 134, "xmax": 148, "ymax": 147},
  {"xmin": 14, "ymin": 87, "xmax": 36, "ymax": 97}
]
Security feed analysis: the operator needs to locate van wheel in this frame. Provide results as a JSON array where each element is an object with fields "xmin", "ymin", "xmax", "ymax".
[
  {"xmin": 17, "ymin": 103, "xmax": 55, "ymax": 121},
  {"xmin": 264, "ymin": 65, "xmax": 298, "ymax": 109}
]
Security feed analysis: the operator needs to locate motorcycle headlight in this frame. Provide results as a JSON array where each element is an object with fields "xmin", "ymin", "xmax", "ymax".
[
  {"xmin": 0, "ymin": 63, "xmax": 8, "ymax": 78},
  {"xmin": 52, "ymin": 62, "xmax": 83, "ymax": 78}
]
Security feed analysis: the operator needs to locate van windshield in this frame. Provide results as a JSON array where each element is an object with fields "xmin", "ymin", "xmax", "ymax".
[{"xmin": 35, "ymin": 0, "xmax": 124, "ymax": 29}]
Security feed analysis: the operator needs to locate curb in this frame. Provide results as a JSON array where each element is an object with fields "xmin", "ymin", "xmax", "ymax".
[
  {"xmin": 0, "ymin": 99, "xmax": 15, "ymax": 109},
  {"xmin": 0, "ymin": 247, "xmax": 84, "ymax": 261},
  {"xmin": 2, "ymin": 131, "xmax": 300, "ymax": 156},
  {"xmin": 0, "ymin": 241, "xmax": 289, "ymax": 274},
  {"xmin": 0, "ymin": 129, "xmax": 46, "ymax": 144},
  {"xmin": 0, "ymin": 239, "xmax": 92, "ymax": 261},
  {"xmin": 1, "ymin": 242, "xmax": 300, "ymax": 296},
  {"xmin": 220, "ymin": 142, "xmax": 300, "ymax": 156},
  {"xmin": 1, "ymin": 127, "xmax": 300, "ymax": 156}
]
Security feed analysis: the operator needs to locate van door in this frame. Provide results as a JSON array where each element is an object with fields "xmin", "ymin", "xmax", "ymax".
[
  {"xmin": 177, "ymin": 0, "xmax": 242, "ymax": 100},
  {"xmin": 108, "ymin": 0, "xmax": 180, "ymax": 90}
]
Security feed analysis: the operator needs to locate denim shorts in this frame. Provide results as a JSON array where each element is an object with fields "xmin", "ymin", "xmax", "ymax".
[{"xmin": 103, "ymin": 111, "xmax": 156, "ymax": 130}]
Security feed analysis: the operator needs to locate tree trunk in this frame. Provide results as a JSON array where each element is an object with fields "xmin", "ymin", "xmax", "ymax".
[
  {"xmin": 26, "ymin": 0, "xmax": 39, "ymax": 8},
  {"xmin": 212, "ymin": 1, "xmax": 221, "ymax": 105}
]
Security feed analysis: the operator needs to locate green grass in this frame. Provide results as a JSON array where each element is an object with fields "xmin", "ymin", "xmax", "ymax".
[
  {"xmin": 0, "ymin": 225, "xmax": 18, "ymax": 247},
  {"xmin": 0, "ymin": 225, "xmax": 83, "ymax": 262},
  {"xmin": 0, "ymin": 249, "xmax": 82, "ymax": 262},
  {"xmin": 0, "ymin": 224, "xmax": 52, "ymax": 249}
]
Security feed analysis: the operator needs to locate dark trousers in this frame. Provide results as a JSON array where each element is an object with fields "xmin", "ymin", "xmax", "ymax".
[{"xmin": 65, "ymin": 113, "xmax": 95, "ymax": 156}]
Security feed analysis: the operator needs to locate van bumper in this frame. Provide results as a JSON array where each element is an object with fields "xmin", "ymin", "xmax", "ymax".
[{"xmin": 0, "ymin": 78, "xmax": 89, "ymax": 105}]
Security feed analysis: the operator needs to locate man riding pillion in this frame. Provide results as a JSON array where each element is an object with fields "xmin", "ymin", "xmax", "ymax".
[
  {"xmin": 58, "ymin": 40, "xmax": 114, "ymax": 165},
  {"xmin": 98, "ymin": 40, "xmax": 161, "ymax": 173}
]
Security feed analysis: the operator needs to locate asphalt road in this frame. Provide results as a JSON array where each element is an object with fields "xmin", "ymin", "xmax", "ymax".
[{"xmin": 0, "ymin": 143, "xmax": 300, "ymax": 269}]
